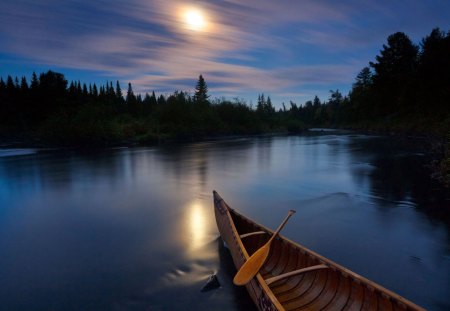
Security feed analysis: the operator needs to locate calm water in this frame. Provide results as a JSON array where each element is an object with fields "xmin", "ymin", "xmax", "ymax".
[{"xmin": 0, "ymin": 132, "xmax": 449, "ymax": 310}]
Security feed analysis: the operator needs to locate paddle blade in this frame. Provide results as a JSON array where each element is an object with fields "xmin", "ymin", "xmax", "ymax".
[{"xmin": 233, "ymin": 244, "xmax": 270, "ymax": 286}]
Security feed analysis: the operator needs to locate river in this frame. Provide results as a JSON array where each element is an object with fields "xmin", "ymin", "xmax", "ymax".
[{"xmin": 0, "ymin": 131, "xmax": 449, "ymax": 310}]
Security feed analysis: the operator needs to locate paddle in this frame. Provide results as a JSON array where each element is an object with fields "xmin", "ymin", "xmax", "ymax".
[{"xmin": 233, "ymin": 210, "xmax": 296, "ymax": 286}]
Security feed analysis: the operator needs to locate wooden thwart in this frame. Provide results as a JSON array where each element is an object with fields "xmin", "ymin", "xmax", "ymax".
[
  {"xmin": 265, "ymin": 264, "xmax": 329, "ymax": 286},
  {"xmin": 240, "ymin": 231, "xmax": 266, "ymax": 239}
]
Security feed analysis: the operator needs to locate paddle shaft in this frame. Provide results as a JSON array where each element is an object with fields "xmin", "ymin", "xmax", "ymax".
[
  {"xmin": 233, "ymin": 210, "xmax": 296, "ymax": 286},
  {"xmin": 268, "ymin": 210, "xmax": 296, "ymax": 244}
]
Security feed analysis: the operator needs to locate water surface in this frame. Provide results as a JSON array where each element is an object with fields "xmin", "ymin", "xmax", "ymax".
[{"xmin": 0, "ymin": 132, "xmax": 449, "ymax": 310}]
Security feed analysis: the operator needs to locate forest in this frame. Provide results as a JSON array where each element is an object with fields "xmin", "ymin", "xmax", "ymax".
[{"xmin": 1, "ymin": 28, "xmax": 449, "ymax": 182}]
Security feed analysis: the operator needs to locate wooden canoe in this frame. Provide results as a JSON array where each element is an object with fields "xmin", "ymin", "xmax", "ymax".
[{"xmin": 213, "ymin": 191, "xmax": 425, "ymax": 311}]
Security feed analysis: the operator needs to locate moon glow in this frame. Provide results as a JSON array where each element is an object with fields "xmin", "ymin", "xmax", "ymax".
[{"xmin": 183, "ymin": 9, "xmax": 206, "ymax": 31}]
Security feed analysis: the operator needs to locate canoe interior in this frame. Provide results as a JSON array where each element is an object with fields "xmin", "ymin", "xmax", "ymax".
[{"xmin": 227, "ymin": 207, "xmax": 425, "ymax": 311}]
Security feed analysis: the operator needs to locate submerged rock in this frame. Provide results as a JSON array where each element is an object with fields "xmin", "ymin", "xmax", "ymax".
[{"xmin": 200, "ymin": 274, "xmax": 221, "ymax": 292}]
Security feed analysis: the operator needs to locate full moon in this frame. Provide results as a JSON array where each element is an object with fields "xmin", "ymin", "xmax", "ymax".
[{"xmin": 183, "ymin": 9, "xmax": 206, "ymax": 31}]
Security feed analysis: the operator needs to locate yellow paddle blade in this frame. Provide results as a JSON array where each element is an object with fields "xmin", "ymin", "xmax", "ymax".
[
  {"xmin": 233, "ymin": 244, "xmax": 270, "ymax": 286},
  {"xmin": 233, "ymin": 210, "xmax": 296, "ymax": 286}
]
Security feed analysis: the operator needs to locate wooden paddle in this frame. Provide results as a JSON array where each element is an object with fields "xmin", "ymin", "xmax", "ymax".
[{"xmin": 233, "ymin": 210, "xmax": 296, "ymax": 286}]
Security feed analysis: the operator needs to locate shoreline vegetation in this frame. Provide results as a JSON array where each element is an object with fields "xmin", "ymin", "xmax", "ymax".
[{"xmin": 1, "ymin": 28, "xmax": 449, "ymax": 185}]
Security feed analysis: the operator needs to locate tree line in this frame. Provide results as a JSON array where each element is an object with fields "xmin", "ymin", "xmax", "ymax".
[
  {"xmin": 0, "ymin": 28, "xmax": 449, "ymax": 148},
  {"xmin": 0, "ymin": 72, "xmax": 309, "ymax": 146},
  {"xmin": 277, "ymin": 27, "xmax": 450, "ymax": 135}
]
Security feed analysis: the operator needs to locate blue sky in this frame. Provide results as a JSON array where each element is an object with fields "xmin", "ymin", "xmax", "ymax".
[{"xmin": 1, "ymin": 0, "xmax": 450, "ymax": 107}]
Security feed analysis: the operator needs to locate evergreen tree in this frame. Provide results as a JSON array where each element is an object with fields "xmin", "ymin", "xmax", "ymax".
[
  {"xmin": 150, "ymin": 91, "xmax": 157, "ymax": 107},
  {"xmin": 370, "ymin": 32, "xmax": 418, "ymax": 82},
  {"xmin": 257, "ymin": 94, "xmax": 265, "ymax": 113},
  {"xmin": 126, "ymin": 82, "xmax": 139, "ymax": 116},
  {"xmin": 158, "ymin": 94, "xmax": 166, "ymax": 105},
  {"xmin": 194, "ymin": 74, "xmax": 209, "ymax": 103},
  {"xmin": 108, "ymin": 81, "xmax": 115, "ymax": 98},
  {"xmin": 30, "ymin": 72, "xmax": 39, "ymax": 89},
  {"xmin": 369, "ymin": 32, "xmax": 419, "ymax": 115},
  {"xmin": 99, "ymin": 85, "xmax": 105, "ymax": 97},
  {"xmin": 266, "ymin": 96, "xmax": 275, "ymax": 113},
  {"xmin": 6, "ymin": 76, "xmax": 15, "ymax": 94},
  {"xmin": 20, "ymin": 77, "xmax": 29, "ymax": 92},
  {"xmin": 418, "ymin": 28, "xmax": 450, "ymax": 113},
  {"xmin": 68, "ymin": 81, "xmax": 76, "ymax": 95},
  {"xmin": 350, "ymin": 67, "xmax": 374, "ymax": 119},
  {"xmin": 126, "ymin": 83, "xmax": 135, "ymax": 103},
  {"xmin": 353, "ymin": 67, "xmax": 373, "ymax": 90},
  {"xmin": 116, "ymin": 80, "xmax": 122, "ymax": 99},
  {"xmin": 313, "ymin": 96, "xmax": 321, "ymax": 108}
]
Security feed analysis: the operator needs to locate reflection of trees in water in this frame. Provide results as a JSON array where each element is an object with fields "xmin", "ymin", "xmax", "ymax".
[
  {"xmin": 154, "ymin": 139, "xmax": 255, "ymax": 191},
  {"xmin": 371, "ymin": 154, "xmax": 450, "ymax": 222},
  {"xmin": 0, "ymin": 150, "xmax": 125, "ymax": 197},
  {"xmin": 256, "ymin": 137, "xmax": 273, "ymax": 171},
  {"xmin": 346, "ymin": 136, "xmax": 450, "ymax": 225}
]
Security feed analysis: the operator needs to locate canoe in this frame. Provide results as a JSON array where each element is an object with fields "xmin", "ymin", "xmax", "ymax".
[{"xmin": 213, "ymin": 191, "xmax": 425, "ymax": 311}]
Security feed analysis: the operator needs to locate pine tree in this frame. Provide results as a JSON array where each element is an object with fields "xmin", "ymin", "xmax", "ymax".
[
  {"xmin": 266, "ymin": 96, "xmax": 275, "ymax": 113},
  {"xmin": 20, "ymin": 77, "xmax": 29, "ymax": 91},
  {"xmin": 116, "ymin": 80, "xmax": 122, "ymax": 99},
  {"xmin": 108, "ymin": 81, "xmax": 115, "ymax": 98},
  {"xmin": 313, "ymin": 96, "xmax": 321, "ymax": 108},
  {"xmin": 126, "ymin": 83, "xmax": 135, "ymax": 103},
  {"xmin": 30, "ymin": 72, "xmax": 39, "ymax": 89},
  {"xmin": 92, "ymin": 84, "xmax": 98, "ymax": 97},
  {"xmin": 150, "ymin": 91, "xmax": 157, "ymax": 106},
  {"xmin": 194, "ymin": 74, "xmax": 209, "ymax": 103},
  {"xmin": 257, "ymin": 93, "xmax": 265, "ymax": 113},
  {"xmin": 6, "ymin": 76, "xmax": 15, "ymax": 93},
  {"xmin": 158, "ymin": 94, "xmax": 166, "ymax": 105},
  {"xmin": 353, "ymin": 67, "xmax": 373, "ymax": 90},
  {"xmin": 369, "ymin": 32, "xmax": 419, "ymax": 115}
]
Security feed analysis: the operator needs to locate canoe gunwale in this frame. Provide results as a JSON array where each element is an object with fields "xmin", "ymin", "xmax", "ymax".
[
  {"xmin": 214, "ymin": 191, "xmax": 285, "ymax": 310},
  {"xmin": 213, "ymin": 191, "xmax": 426, "ymax": 311}
]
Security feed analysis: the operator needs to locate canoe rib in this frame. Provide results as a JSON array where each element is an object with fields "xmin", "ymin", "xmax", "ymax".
[
  {"xmin": 240, "ymin": 231, "xmax": 267, "ymax": 239},
  {"xmin": 213, "ymin": 191, "xmax": 426, "ymax": 311},
  {"xmin": 266, "ymin": 264, "xmax": 329, "ymax": 286}
]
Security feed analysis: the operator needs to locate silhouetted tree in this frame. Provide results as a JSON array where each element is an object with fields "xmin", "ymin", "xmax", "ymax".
[
  {"xmin": 370, "ymin": 32, "xmax": 419, "ymax": 116},
  {"xmin": 92, "ymin": 84, "xmax": 98, "ymax": 97},
  {"xmin": 116, "ymin": 81, "xmax": 123, "ymax": 100},
  {"xmin": 30, "ymin": 72, "xmax": 39, "ymax": 89},
  {"xmin": 418, "ymin": 28, "xmax": 450, "ymax": 114},
  {"xmin": 194, "ymin": 74, "xmax": 209, "ymax": 103},
  {"xmin": 20, "ymin": 77, "xmax": 28, "ymax": 92}
]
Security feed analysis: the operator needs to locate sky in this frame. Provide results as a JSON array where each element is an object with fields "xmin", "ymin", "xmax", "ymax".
[{"xmin": 1, "ymin": 0, "xmax": 450, "ymax": 108}]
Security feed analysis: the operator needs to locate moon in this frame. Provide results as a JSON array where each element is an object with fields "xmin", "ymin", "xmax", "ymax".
[{"xmin": 183, "ymin": 9, "xmax": 206, "ymax": 31}]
